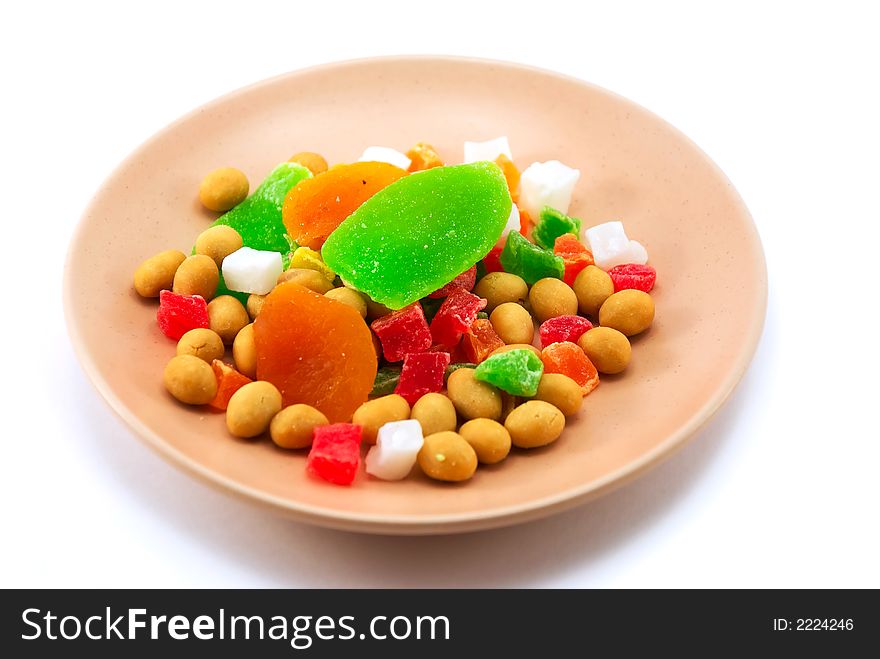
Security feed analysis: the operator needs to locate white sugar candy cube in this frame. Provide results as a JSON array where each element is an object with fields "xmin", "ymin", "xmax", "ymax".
[
  {"xmin": 463, "ymin": 136, "xmax": 512, "ymax": 163},
  {"xmin": 518, "ymin": 160, "xmax": 581, "ymax": 218},
  {"xmin": 501, "ymin": 203, "xmax": 521, "ymax": 238},
  {"xmin": 584, "ymin": 221, "xmax": 649, "ymax": 270},
  {"xmin": 221, "ymin": 246, "xmax": 283, "ymax": 295},
  {"xmin": 365, "ymin": 419, "xmax": 424, "ymax": 481},
  {"xmin": 359, "ymin": 146, "xmax": 412, "ymax": 170}
]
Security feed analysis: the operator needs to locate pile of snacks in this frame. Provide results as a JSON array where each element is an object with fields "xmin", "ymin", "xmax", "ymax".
[{"xmin": 133, "ymin": 138, "xmax": 656, "ymax": 486}]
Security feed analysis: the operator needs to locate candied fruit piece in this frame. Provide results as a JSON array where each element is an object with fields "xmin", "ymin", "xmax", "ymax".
[
  {"xmin": 608, "ymin": 263, "xmax": 657, "ymax": 293},
  {"xmin": 428, "ymin": 265, "xmax": 477, "ymax": 299},
  {"xmin": 519, "ymin": 160, "xmax": 581, "ymax": 218},
  {"xmin": 370, "ymin": 303, "xmax": 432, "ymax": 362},
  {"xmin": 499, "ymin": 231, "xmax": 564, "ymax": 285},
  {"xmin": 539, "ymin": 315, "xmax": 594, "ymax": 348},
  {"xmin": 289, "ymin": 246, "xmax": 336, "ymax": 281},
  {"xmin": 365, "ymin": 419, "xmax": 424, "ymax": 481},
  {"xmin": 554, "ymin": 234, "xmax": 594, "ymax": 286},
  {"xmin": 208, "ymin": 161, "xmax": 311, "ymax": 255},
  {"xmin": 482, "ymin": 244, "xmax": 505, "ymax": 273},
  {"xmin": 307, "ymin": 423, "xmax": 362, "ymax": 485},
  {"xmin": 254, "ymin": 282, "xmax": 377, "ymax": 422},
  {"xmin": 474, "ymin": 348, "xmax": 544, "ymax": 397},
  {"xmin": 495, "ymin": 154, "xmax": 521, "ymax": 202},
  {"xmin": 321, "ymin": 162, "xmax": 511, "ymax": 309},
  {"xmin": 407, "ymin": 142, "xmax": 444, "ymax": 172},
  {"xmin": 464, "ymin": 136, "xmax": 512, "ymax": 163},
  {"xmin": 371, "ymin": 366, "xmax": 402, "ymax": 397},
  {"xmin": 208, "ymin": 360, "xmax": 253, "ymax": 411},
  {"xmin": 540, "ymin": 341, "xmax": 599, "ymax": 395},
  {"xmin": 394, "ymin": 352, "xmax": 451, "ymax": 405},
  {"xmin": 157, "ymin": 290, "xmax": 209, "ymax": 340},
  {"xmin": 533, "ymin": 206, "xmax": 581, "ymax": 250},
  {"xmin": 584, "ymin": 221, "xmax": 648, "ymax": 270},
  {"xmin": 222, "ymin": 246, "xmax": 284, "ymax": 295},
  {"xmin": 429, "ymin": 288, "xmax": 487, "ymax": 349},
  {"xmin": 282, "ymin": 161, "xmax": 407, "ymax": 251},
  {"xmin": 359, "ymin": 146, "xmax": 412, "ymax": 170},
  {"xmin": 519, "ymin": 210, "xmax": 534, "ymax": 238},
  {"xmin": 444, "ymin": 362, "xmax": 477, "ymax": 382},
  {"xmin": 461, "ymin": 318, "xmax": 505, "ymax": 364}
]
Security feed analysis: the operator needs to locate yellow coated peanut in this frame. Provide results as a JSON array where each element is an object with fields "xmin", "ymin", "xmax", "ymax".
[
  {"xmin": 573, "ymin": 265, "xmax": 614, "ymax": 317},
  {"xmin": 133, "ymin": 249, "xmax": 186, "ymax": 298},
  {"xmin": 489, "ymin": 302, "xmax": 534, "ymax": 345},
  {"xmin": 270, "ymin": 404, "xmax": 329, "ymax": 449},
  {"xmin": 533, "ymin": 373, "xmax": 583, "ymax": 416},
  {"xmin": 276, "ymin": 268, "xmax": 334, "ymax": 294},
  {"xmin": 417, "ymin": 432, "xmax": 478, "ymax": 482},
  {"xmin": 352, "ymin": 394, "xmax": 411, "ymax": 445},
  {"xmin": 232, "ymin": 323, "xmax": 257, "ymax": 378},
  {"xmin": 528, "ymin": 278, "xmax": 578, "ymax": 323},
  {"xmin": 458, "ymin": 418, "xmax": 511, "ymax": 464},
  {"xmin": 578, "ymin": 326, "xmax": 632, "ymax": 374},
  {"xmin": 226, "ymin": 381, "xmax": 282, "ymax": 438},
  {"xmin": 172, "ymin": 254, "xmax": 219, "ymax": 301},
  {"xmin": 199, "ymin": 167, "xmax": 249, "ymax": 212},
  {"xmin": 325, "ymin": 287, "xmax": 368, "ymax": 318},
  {"xmin": 207, "ymin": 295, "xmax": 250, "ymax": 344},
  {"xmin": 473, "ymin": 272, "xmax": 529, "ymax": 312},
  {"xmin": 410, "ymin": 393, "xmax": 457, "ymax": 436},
  {"xmin": 246, "ymin": 294, "xmax": 266, "ymax": 320},
  {"xmin": 505, "ymin": 400, "xmax": 565, "ymax": 448},
  {"xmin": 194, "ymin": 225, "xmax": 243, "ymax": 267},
  {"xmin": 598, "ymin": 290, "xmax": 655, "ymax": 337},
  {"xmin": 176, "ymin": 328, "xmax": 225, "ymax": 363},
  {"xmin": 163, "ymin": 355, "xmax": 217, "ymax": 405},
  {"xmin": 446, "ymin": 368, "xmax": 502, "ymax": 421}
]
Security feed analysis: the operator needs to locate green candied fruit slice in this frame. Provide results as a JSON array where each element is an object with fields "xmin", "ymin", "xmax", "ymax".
[
  {"xmin": 209, "ymin": 161, "xmax": 312, "ymax": 255},
  {"xmin": 322, "ymin": 162, "xmax": 512, "ymax": 310},
  {"xmin": 444, "ymin": 362, "xmax": 477, "ymax": 383},
  {"xmin": 499, "ymin": 231, "xmax": 565, "ymax": 285},
  {"xmin": 370, "ymin": 366, "xmax": 402, "ymax": 398},
  {"xmin": 532, "ymin": 206, "xmax": 582, "ymax": 250},
  {"xmin": 474, "ymin": 349, "xmax": 544, "ymax": 397}
]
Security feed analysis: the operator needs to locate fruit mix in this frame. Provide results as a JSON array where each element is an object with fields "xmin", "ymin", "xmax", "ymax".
[{"xmin": 133, "ymin": 137, "xmax": 657, "ymax": 486}]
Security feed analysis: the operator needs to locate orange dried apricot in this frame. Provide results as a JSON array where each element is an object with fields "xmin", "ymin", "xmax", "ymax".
[
  {"xmin": 254, "ymin": 282, "xmax": 378, "ymax": 422},
  {"xmin": 540, "ymin": 341, "xmax": 600, "ymax": 396},
  {"xmin": 282, "ymin": 162, "xmax": 407, "ymax": 250},
  {"xmin": 407, "ymin": 142, "xmax": 444, "ymax": 172}
]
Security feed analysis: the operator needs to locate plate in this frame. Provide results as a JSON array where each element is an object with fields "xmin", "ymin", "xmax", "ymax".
[{"xmin": 64, "ymin": 57, "xmax": 766, "ymax": 534}]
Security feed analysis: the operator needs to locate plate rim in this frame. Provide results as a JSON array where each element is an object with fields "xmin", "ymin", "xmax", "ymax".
[{"xmin": 63, "ymin": 55, "xmax": 768, "ymax": 535}]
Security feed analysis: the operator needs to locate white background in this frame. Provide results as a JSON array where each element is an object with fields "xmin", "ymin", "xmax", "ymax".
[{"xmin": 2, "ymin": 0, "xmax": 878, "ymax": 588}]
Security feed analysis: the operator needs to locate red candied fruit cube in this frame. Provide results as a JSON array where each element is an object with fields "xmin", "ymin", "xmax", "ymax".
[
  {"xmin": 461, "ymin": 319, "xmax": 505, "ymax": 363},
  {"xmin": 208, "ymin": 360, "xmax": 253, "ymax": 411},
  {"xmin": 608, "ymin": 264, "xmax": 656, "ymax": 293},
  {"xmin": 394, "ymin": 351, "xmax": 451, "ymax": 405},
  {"xmin": 429, "ymin": 288, "xmax": 487, "ymax": 348},
  {"xmin": 157, "ymin": 290, "xmax": 209, "ymax": 340},
  {"xmin": 554, "ymin": 234, "xmax": 594, "ymax": 286},
  {"xmin": 482, "ymin": 244, "xmax": 504, "ymax": 273},
  {"xmin": 307, "ymin": 423, "xmax": 362, "ymax": 485},
  {"xmin": 370, "ymin": 303, "xmax": 432, "ymax": 362},
  {"xmin": 539, "ymin": 315, "xmax": 594, "ymax": 348},
  {"xmin": 428, "ymin": 265, "xmax": 477, "ymax": 298}
]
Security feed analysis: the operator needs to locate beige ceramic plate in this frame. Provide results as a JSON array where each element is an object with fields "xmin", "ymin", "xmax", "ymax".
[{"xmin": 65, "ymin": 57, "xmax": 766, "ymax": 534}]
